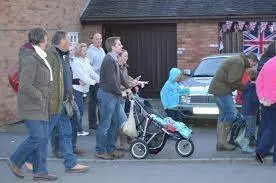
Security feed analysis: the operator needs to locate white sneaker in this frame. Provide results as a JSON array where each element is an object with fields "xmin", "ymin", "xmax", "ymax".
[{"xmin": 77, "ymin": 131, "xmax": 89, "ymax": 136}]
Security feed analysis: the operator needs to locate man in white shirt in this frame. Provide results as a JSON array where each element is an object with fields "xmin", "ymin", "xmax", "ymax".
[{"xmin": 87, "ymin": 33, "xmax": 106, "ymax": 131}]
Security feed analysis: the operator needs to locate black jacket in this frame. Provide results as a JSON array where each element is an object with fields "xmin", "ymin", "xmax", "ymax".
[{"xmin": 99, "ymin": 54, "xmax": 122, "ymax": 96}]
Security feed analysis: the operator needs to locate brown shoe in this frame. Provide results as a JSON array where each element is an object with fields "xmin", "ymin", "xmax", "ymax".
[
  {"xmin": 110, "ymin": 150, "xmax": 125, "ymax": 159},
  {"xmin": 95, "ymin": 152, "xmax": 114, "ymax": 160},
  {"xmin": 73, "ymin": 147, "xmax": 87, "ymax": 155},
  {"xmin": 66, "ymin": 164, "xmax": 89, "ymax": 173},
  {"xmin": 6, "ymin": 159, "xmax": 24, "ymax": 178}
]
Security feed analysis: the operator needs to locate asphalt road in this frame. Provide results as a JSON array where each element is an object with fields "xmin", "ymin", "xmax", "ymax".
[{"xmin": 0, "ymin": 160, "xmax": 275, "ymax": 183}]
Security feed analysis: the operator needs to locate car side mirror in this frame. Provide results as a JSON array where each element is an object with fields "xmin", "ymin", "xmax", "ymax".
[{"xmin": 183, "ymin": 69, "xmax": 191, "ymax": 76}]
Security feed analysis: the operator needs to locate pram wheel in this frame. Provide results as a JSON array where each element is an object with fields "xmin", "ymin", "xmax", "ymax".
[
  {"xmin": 130, "ymin": 139, "xmax": 149, "ymax": 159},
  {"xmin": 175, "ymin": 138, "xmax": 194, "ymax": 157},
  {"xmin": 148, "ymin": 133, "xmax": 168, "ymax": 154}
]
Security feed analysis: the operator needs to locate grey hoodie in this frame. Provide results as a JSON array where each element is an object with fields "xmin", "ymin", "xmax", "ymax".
[{"xmin": 87, "ymin": 45, "xmax": 106, "ymax": 75}]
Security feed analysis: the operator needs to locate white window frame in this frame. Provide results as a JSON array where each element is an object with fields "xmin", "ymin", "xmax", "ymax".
[{"xmin": 68, "ymin": 32, "xmax": 79, "ymax": 48}]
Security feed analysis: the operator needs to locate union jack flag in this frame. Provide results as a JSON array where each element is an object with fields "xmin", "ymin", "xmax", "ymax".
[{"xmin": 243, "ymin": 31, "xmax": 276, "ymax": 54}]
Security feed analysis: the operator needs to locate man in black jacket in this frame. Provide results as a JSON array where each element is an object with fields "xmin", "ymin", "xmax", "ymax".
[{"xmin": 95, "ymin": 37, "xmax": 127, "ymax": 160}]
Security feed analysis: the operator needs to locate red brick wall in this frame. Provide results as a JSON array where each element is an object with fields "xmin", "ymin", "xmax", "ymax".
[
  {"xmin": 177, "ymin": 21, "xmax": 219, "ymax": 70},
  {"xmin": 0, "ymin": 0, "xmax": 100, "ymax": 125}
]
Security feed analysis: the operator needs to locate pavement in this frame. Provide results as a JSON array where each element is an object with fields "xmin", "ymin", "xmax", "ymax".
[
  {"xmin": 0, "ymin": 122, "xmax": 271, "ymax": 165},
  {"xmin": 0, "ymin": 98, "xmax": 271, "ymax": 165}
]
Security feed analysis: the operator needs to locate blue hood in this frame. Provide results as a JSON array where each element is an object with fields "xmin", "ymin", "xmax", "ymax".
[
  {"xmin": 168, "ymin": 68, "xmax": 182, "ymax": 82},
  {"xmin": 160, "ymin": 68, "xmax": 182, "ymax": 109}
]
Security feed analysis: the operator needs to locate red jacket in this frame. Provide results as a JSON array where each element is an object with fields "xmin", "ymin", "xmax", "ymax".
[{"xmin": 235, "ymin": 71, "xmax": 250, "ymax": 105}]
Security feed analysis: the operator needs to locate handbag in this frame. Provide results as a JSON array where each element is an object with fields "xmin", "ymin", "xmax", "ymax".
[
  {"xmin": 63, "ymin": 99, "xmax": 74, "ymax": 118},
  {"xmin": 122, "ymin": 100, "xmax": 138, "ymax": 138},
  {"xmin": 8, "ymin": 66, "xmax": 19, "ymax": 93}
]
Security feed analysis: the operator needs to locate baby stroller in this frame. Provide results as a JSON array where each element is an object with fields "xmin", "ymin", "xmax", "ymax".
[{"xmin": 129, "ymin": 94, "xmax": 194, "ymax": 159}]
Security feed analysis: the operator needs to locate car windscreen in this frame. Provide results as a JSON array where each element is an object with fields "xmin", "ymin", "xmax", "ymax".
[{"xmin": 193, "ymin": 57, "xmax": 228, "ymax": 77}]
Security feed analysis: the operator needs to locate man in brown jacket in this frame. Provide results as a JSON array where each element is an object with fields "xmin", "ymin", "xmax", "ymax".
[{"xmin": 208, "ymin": 52, "xmax": 258, "ymax": 151}]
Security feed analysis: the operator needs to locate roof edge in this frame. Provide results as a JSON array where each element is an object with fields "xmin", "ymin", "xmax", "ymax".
[
  {"xmin": 80, "ymin": 0, "xmax": 92, "ymax": 17},
  {"xmin": 80, "ymin": 14, "xmax": 276, "ymax": 22}
]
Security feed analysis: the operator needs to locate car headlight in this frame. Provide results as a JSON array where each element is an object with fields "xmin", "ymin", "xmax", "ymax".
[{"xmin": 180, "ymin": 94, "xmax": 191, "ymax": 104}]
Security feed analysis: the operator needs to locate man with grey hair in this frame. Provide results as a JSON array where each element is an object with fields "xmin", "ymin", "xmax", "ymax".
[
  {"xmin": 86, "ymin": 33, "xmax": 106, "ymax": 133},
  {"xmin": 26, "ymin": 31, "xmax": 89, "ymax": 173}
]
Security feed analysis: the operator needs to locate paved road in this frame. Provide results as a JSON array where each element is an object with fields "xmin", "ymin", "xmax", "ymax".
[
  {"xmin": 0, "ymin": 160, "xmax": 275, "ymax": 183},
  {"xmin": 0, "ymin": 126, "xmax": 260, "ymax": 161}
]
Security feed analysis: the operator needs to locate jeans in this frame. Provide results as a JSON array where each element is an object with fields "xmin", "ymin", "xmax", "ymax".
[
  {"xmin": 244, "ymin": 115, "xmax": 257, "ymax": 138},
  {"xmin": 256, "ymin": 105, "xmax": 276, "ymax": 161},
  {"xmin": 88, "ymin": 84, "xmax": 99, "ymax": 129},
  {"xmin": 96, "ymin": 89, "xmax": 127, "ymax": 153},
  {"xmin": 214, "ymin": 94, "xmax": 238, "ymax": 124},
  {"xmin": 51, "ymin": 126, "xmax": 64, "ymax": 156},
  {"xmin": 73, "ymin": 89, "xmax": 85, "ymax": 132},
  {"xmin": 50, "ymin": 106, "xmax": 80, "ymax": 153},
  {"xmin": 51, "ymin": 111, "xmax": 77, "ymax": 169},
  {"xmin": 256, "ymin": 106, "xmax": 270, "ymax": 146},
  {"xmin": 27, "ymin": 111, "xmax": 77, "ymax": 170},
  {"xmin": 10, "ymin": 120, "xmax": 49, "ymax": 174}
]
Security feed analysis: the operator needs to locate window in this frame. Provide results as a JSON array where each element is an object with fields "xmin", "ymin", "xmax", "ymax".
[{"xmin": 68, "ymin": 32, "xmax": 79, "ymax": 48}]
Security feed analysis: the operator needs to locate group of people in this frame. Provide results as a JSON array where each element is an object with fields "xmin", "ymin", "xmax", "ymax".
[
  {"xmin": 7, "ymin": 26, "xmax": 276, "ymax": 181},
  {"xmin": 159, "ymin": 40, "xmax": 276, "ymax": 166},
  {"xmin": 209, "ymin": 41, "xmax": 276, "ymax": 166},
  {"xmin": 7, "ymin": 27, "xmax": 141, "ymax": 181}
]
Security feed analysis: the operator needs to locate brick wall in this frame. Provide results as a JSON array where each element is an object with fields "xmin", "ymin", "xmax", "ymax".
[
  {"xmin": 177, "ymin": 21, "xmax": 219, "ymax": 70},
  {"xmin": 0, "ymin": 0, "xmax": 101, "ymax": 125},
  {"xmin": 79, "ymin": 24, "xmax": 102, "ymax": 45}
]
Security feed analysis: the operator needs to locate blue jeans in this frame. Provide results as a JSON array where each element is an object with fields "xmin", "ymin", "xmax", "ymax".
[
  {"xmin": 96, "ymin": 89, "xmax": 127, "ymax": 153},
  {"xmin": 256, "ymin": 106, "xmax": 270, "ymax": 147},
  {"xmin": 256, "ymin": 105, "xmax": 276, "ymax": 162},
  {"xmin": 27, "ymin": 111, "xmax": 77, "ymax": 169},
  {"xmin": 50, "ymin": 112, "xmax": 77, "ymax": 169},
  {"xmin": 244, "ymin": 115, "xmax": 257, "ymax": 138},
  {"xmin": 50, "ymin": 104, "xmax": 81, "ymax": 152},
  {"xmin": 214, "ymin": 94, "xmax": 238, "ymax": 124},
  {"xmin": 51, "ymin": 126, "xmax": 64, "ymax": 156},
  {"xmin": 10, "ymin": 120, "xmax": 49, "ymax": 174},
  {"xmin": 73, "ymin": 89, "xmax": 85, "ymax": 132}
]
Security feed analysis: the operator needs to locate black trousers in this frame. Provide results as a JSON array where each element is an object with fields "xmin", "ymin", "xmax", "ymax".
[
  {"xmin": 165, "ymin": 109, "xmax": 181, "ymax": 121},
  {"xmin": 88, "ymin": 84, "xmax": 99, "ymax": 129}
]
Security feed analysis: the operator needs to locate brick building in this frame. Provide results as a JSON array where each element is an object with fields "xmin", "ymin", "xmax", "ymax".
[{"xmin": 0, "ymin": 0, "xmax": 275, "ymax": 125}]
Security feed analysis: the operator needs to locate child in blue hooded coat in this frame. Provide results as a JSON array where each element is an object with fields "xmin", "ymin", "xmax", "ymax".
[{"xmin": 160, "ymin": 68, "xmax": 188, "ymax": 121}]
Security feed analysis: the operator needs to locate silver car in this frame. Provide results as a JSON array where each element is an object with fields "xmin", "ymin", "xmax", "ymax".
[{"xmin": 176, "ymin": 53, "xmax": 245, "ymax": 119}]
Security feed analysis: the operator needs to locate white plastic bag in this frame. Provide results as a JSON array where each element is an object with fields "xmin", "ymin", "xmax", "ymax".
[{"xmin": 122, "ymin": 100, "xmax": 138, "ymax": 138}]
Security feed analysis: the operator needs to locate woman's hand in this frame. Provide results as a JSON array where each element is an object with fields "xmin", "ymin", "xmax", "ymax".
[
  {"xmin": 79, "ymin": 80, "xmax": 86, "ymax": 86},
  {"xmin": 131, "ymin": 79, "xmax": 139, "ymax": 87},
  {"xmin": 260, "ymin": 97, "xmax": 271, "ymax": 106}
]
